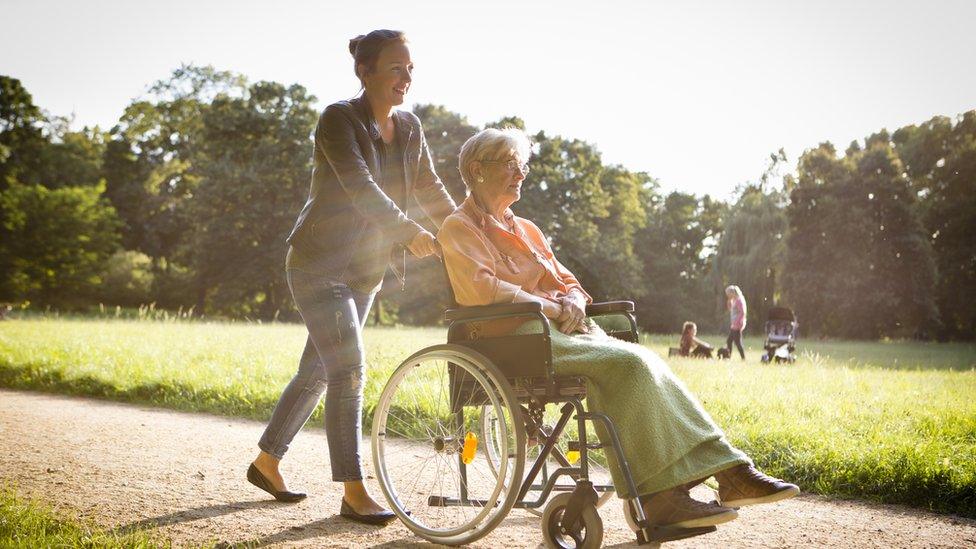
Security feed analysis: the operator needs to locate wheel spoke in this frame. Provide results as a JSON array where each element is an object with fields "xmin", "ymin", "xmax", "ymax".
[{"xmin": 373, "ymin": 350, "xmax": 524, "ymax": 544}]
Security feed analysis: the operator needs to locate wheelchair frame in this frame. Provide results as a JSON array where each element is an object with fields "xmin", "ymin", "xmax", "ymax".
[{"xmin": 373, "ymin": 300, "xmax": 717, "ymax": 547}]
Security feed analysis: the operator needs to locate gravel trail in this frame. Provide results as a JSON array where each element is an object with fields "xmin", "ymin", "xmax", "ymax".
[{"xmin": 1, "ymin": 389, "xmax": 973, "ymax": 548}]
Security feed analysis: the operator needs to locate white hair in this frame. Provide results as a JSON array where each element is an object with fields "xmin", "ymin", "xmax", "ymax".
[{"xmin": 457, "ymin": 127, "xmax": 532, "ymax": 192}]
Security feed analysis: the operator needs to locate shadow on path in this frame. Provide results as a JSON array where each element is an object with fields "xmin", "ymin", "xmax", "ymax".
[
  {"xmin": 111, "ymin": 499, "xmax": 285, "ymax": 536},
  {"xmin": 250, "ymin": 512, "xmax": 546, "ymax": 548},
  {"xmin": 240, "ymin": 516, "xmax": 390, "ymax": 547}
]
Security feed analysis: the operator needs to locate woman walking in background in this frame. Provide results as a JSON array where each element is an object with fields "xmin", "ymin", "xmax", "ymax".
[
  {"xmin": 247, "ymin": 29, "xmax": 456, "ymax": 525},
  {"xmin": 725, "ymin": 285, "xmax": 747, "ymax": 360}
]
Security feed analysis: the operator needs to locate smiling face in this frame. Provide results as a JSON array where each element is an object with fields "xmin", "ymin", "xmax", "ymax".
[{"xmin": 361, "ymin": 41, "xmax": 412, "ymax": 108}]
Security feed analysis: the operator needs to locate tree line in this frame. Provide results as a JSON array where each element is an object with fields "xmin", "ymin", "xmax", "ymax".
[{"xmin": 1, "ymin": 67, "xmax": 972, "ymax": 339}]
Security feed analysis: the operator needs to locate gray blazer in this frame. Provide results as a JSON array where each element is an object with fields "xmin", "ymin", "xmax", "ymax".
[{"xmin": 286, "ymin": 93, "xmax": 456, "ymax": 291}]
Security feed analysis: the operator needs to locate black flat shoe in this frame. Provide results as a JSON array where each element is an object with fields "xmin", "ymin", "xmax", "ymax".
[
  {"xmin": 339, "ymin": 498, "xmax": 398, "ymax": 526},
  {"xmin": 247, "ymin": 464, "xmax": 307, "ymax": 502}
]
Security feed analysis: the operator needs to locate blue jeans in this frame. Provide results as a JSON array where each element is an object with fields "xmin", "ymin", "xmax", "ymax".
[{"xmin": 258, "ymin": 269, "xmax": 375, "ymax": 482}]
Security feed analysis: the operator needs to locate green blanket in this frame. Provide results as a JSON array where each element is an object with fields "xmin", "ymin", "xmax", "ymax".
[{"xmin": 519, "ymin": 320, "xmax": 750, "ymax": 498}]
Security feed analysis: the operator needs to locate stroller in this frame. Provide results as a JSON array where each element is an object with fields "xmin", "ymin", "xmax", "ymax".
[{"xmin": 760, "ymin": 307, "xmax": 798, "ymax": 364}]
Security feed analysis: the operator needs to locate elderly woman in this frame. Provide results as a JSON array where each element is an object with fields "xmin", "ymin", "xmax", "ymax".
[{"xmin": 438, "ymin": 128, "xmax": 798, "ymax": 529}]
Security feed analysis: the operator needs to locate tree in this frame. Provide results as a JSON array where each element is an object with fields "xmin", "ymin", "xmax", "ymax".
[
  {"xmin": 636, "ymin": 190, "xmax": 727, "ymax": 333},
  {"xmin": 584, "ymin": 166, "xmax": 650, "ymax": 300},
  {"xmin": 1, "ymin": 76, "xmax": 105, "ymax": 190},
  {"xmin": 784, "ymin": 141, "xmax": 939, "ymax": 338},
  {"xmin": 35, "ymin": 119, "xmax": 106, "ymax": 189},
  {"xmin": 187, "ymin": 80, "xmax": 317, "ymax": 318},
  {"xmin": 486, "ymin": 124, "xmax": 651, "ymax": 303},
  {"xmin": 97, "ymin": 250, "xmax": 155, "ymax": 307},
  {"xmin": 712, "ymin": 152, "xmax": 790, "ymax": 331},
  {"xmin": 412, "ymin": 104, "xmax": 478, "ymax": 203},
  {"xmin": 893, "ymin": 112, "xmax": 976, "ymax": 339},
  {"xmin": 103, "ymin": 65, "xmax": 248, "ymax": 309},
  {"xmin": 0, "ymin": 181, "xmax": 120, "ymax": 308},
  {"xmin": 0, "ymin": 75, "xmax": 48, "ymax": 189}
]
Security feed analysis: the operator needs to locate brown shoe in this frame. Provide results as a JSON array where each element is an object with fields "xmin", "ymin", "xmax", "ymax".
[
  {"xmin": 640, "ymin": 487, "xmax": 738, "ymax": 528},
  {"xmin": 715, "ymin": 464, "xmax": 800, "ymax": 507}
]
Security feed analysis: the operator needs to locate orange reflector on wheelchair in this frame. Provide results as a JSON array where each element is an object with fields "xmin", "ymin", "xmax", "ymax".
[
  {"xmin": 566, "ymin": 450, "xmax": 580, "ymax": 464},
  {"xmin": 461, "ymin": 432, "xmax": 478, "ymax": 464}
]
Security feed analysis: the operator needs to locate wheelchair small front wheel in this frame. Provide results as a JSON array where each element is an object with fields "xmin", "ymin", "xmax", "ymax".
[
  {"xmin": 541, "ymin": 493, "xmax": 603, "ymax": 549},
  {"xmin": 372, "ymin": 344, "xmax": 526, "ymax": 546}
]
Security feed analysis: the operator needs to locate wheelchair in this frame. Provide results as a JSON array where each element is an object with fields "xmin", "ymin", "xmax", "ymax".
[{"xmin": 371, "ymin": 299, "xmax": 718, "ymax": 547}]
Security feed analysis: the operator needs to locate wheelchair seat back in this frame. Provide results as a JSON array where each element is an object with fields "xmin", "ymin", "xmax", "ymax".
[{"xmin": 446, "ymin": 322, "xmax": 559, "ymax": 412}]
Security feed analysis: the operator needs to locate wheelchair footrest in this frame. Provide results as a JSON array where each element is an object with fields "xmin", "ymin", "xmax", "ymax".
[
  {"xmin": 636, "ymin": 524, "xmax": 717, "ymax": 545},
  {"xmin": 427, "ymin": 495, "xmax": 499, "ymax": 508}
]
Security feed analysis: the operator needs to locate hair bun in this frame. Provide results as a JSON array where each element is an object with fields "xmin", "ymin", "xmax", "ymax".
[{"xmin": 348, "ymin": 35, "xmax": 366, "ymax": 57}]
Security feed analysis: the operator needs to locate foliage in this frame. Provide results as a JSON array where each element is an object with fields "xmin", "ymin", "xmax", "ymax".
[
  {"xmin": 893, "ymin": 113, "xmax": 976, "ymax": 339},
  {"xmin": 519, "ymin": 131, "xmax": 649, "ymax": 303},
  {"xmin": 784, "ymin": 141, "xmax": 939, "ymax": 338},
  {"xmin": 0, "ymin": 75, "xmax": 47, "ymax": 188},
  {"xmin": 1, "ymin": 318, "xmax": 973, "ymax": 517},
  {"xmin": 97, "ymin": 250, "xmax": 155, "ymax": 307},
  {"xmin": 0, "ymin": 182, "xmax": 120, "ymax": 308},
  {"xmin": 1, "ymin": 76, "xmax": 107, "ymax": 190},
  {"xmin": 711, "ymin": 186, "xmax": 787, "ymax": 330},
  {"xmin": 34, "ymin": 119, "xmax": 107, "ymax": 189},
  {"xmin": 637, "ymin": 190, "xmax": 727, "ymax": 333},
  {"xmin": 1, "ymin": 70, "xmax": 973, "ymax": 338},
  {"xmin": 104, "ymin": 66, "xmax": 248, "ymax": 310},
  {"xmin": 187, "ymin": 80, "xmax": 317, "ymax": 318},
  {"xmin": 412, "ymin": 104, "xmax": 477, "ymax": 203}
]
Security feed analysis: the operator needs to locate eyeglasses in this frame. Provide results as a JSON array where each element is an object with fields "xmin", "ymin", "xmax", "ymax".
[{"xmin": 481, "ymin": 158, "xmax": 530, "ymax": 175}]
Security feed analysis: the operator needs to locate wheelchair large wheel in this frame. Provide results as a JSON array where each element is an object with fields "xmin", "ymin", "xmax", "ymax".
[
  {"xmin": 481, "ymin": 405, "xmax": 614, "ymax": 516},
  {"xmin": 541, "ymin": 492, "xmax": 603, "ymax": 549},
  {"xmin": 372, "ymin": 344, "xmax": 526, "ymax": 546}
]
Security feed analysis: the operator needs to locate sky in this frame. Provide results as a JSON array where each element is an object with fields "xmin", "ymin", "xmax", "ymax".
[{"xmin": 3, "ymin": 0, "xmax": 975, "ymax": 199}]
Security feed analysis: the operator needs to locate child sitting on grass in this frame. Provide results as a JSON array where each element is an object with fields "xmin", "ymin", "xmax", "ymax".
[{"xmin": 679, "ymin": 321, "xmax": 714, "ymax": 358}]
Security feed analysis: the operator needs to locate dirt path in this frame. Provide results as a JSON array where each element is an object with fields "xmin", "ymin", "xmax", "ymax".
[{"xmin": 1, "ymin": 389, "xmax": 974, "ymax": 548}]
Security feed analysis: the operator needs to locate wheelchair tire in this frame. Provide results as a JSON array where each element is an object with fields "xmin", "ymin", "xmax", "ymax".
[
  {"xmin": 541, "ymin": 492, "xmax": 603, "ymax": 549},
  {"xmin": 481, "ymin": 405, "xmax": 614, "ymax": 517},
  {"xmin": 372, "ymin": 344, "xmax": 526, "ymax": 546}
]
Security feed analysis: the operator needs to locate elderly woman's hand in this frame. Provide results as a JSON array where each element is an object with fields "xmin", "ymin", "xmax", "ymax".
[{"xmin": 557, "ymin": 293, "xmax": 588, "ymax": 334}]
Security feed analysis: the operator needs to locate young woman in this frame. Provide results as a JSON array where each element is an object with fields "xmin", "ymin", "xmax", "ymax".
[
  {"xmin": 247, "ymin": 30, "xmax": 456, "ymax": 525},
  {"xmin": 725, "ymin": 285, "xmax": 747, "ymax": 360}
]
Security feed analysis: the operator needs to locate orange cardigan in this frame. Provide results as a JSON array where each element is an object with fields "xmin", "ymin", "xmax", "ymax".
[{"xmin": 438, "ymin": 197, "xmax": 591, "ymax": 335}]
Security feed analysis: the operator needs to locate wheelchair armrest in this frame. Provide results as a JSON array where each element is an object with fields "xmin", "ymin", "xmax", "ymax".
[
  {"xmin": 444, "ymin": 301, "xmax": 543, "ymax": 322},
  {"xmin": 586, "ymin": 301, "xmax": 635, "ymax": 316}
]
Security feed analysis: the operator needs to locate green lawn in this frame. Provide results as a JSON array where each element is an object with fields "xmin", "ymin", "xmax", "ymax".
[
  {"xmin": 0, "ymin": 489, "xmax": 173, "ymax": 548},
  {"xmin": 1, "ymin": 318, "xmax": 974, "ymax": 518}
]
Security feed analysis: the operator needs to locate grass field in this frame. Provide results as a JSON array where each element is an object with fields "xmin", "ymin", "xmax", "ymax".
[
  {"xmin": 1, "ymin": 317, "xmax": 974, "ymax": 518},
  {"xmin": 0, "ymin": 488, "xmax": 173, "ymax": 548}
]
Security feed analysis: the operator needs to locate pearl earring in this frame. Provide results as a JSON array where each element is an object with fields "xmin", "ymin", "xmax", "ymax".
[{"xmin": 476, "ymin": 176, "xmax": 484, "ymax": 183}]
